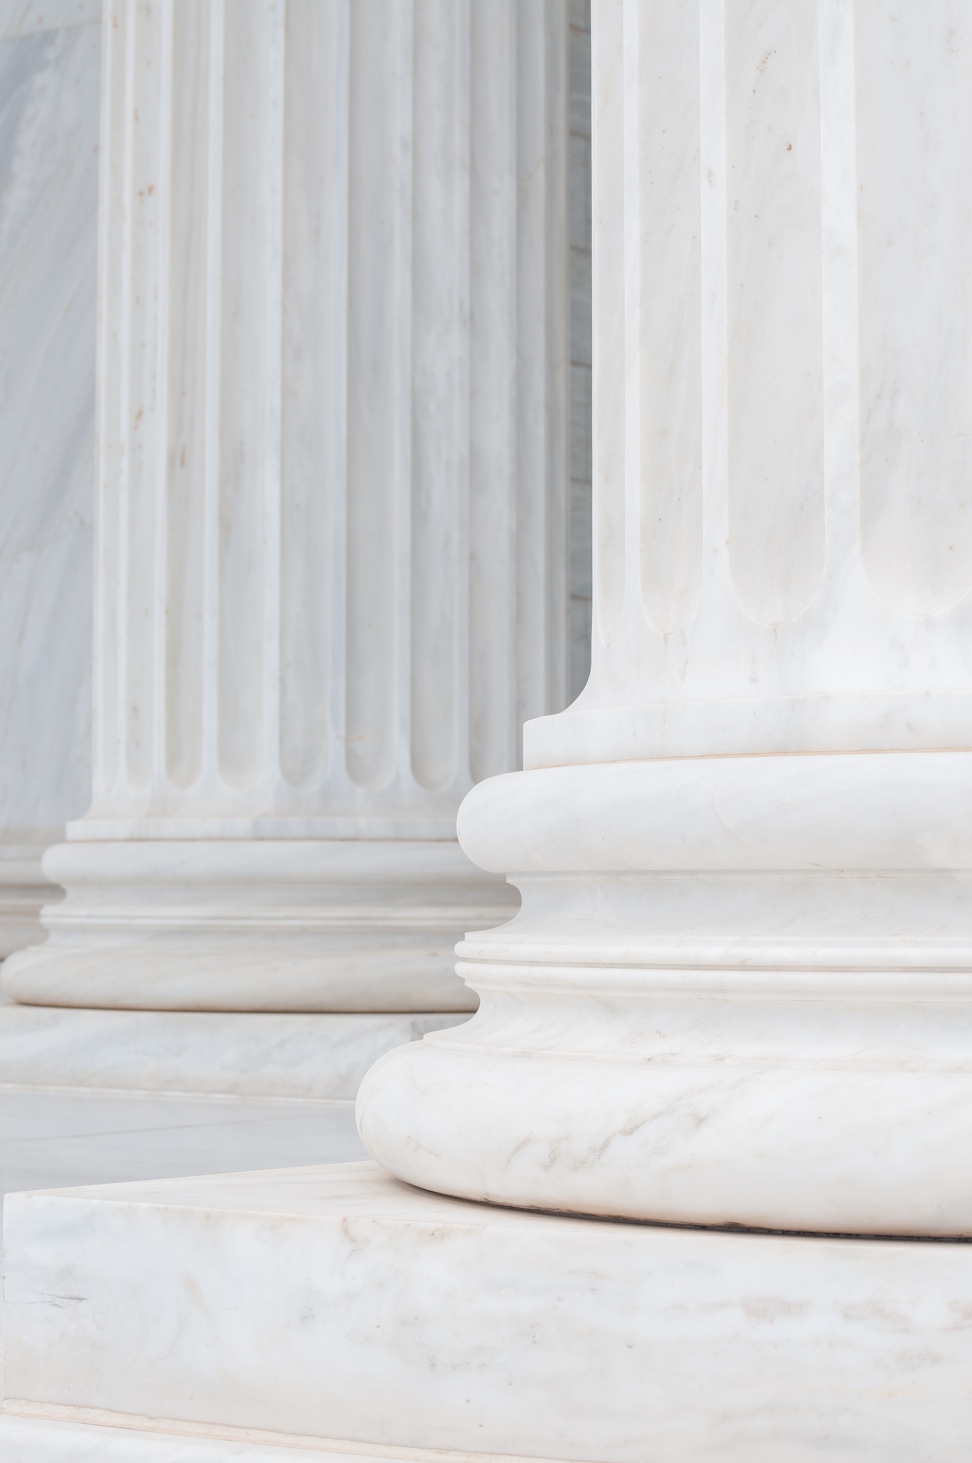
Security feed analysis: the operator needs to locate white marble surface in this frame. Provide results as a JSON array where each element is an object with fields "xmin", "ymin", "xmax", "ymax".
[
  {"xmin": 4, "ymin": 1160, "xmax": 972, "ymax": 1462},
  {"xmin": 0, "ymin": 999, "xmax": 465, "ymax": 1099},
  {"xmin": 83, "ymin": 0, "xmax": 568, "ymax": 836},
  {"xmin": 0, "ymin": 1091, "xmax": 363, "ymax": 1199},
  {"xmin": 0, "ymin": 13, "xmax": 98, "ymax": 953}
]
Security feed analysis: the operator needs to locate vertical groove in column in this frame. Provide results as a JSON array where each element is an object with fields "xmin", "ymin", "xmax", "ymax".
[
  {"xmin": 391, "ymin": 0, "xmax": 415, "ymax": 796},
  {"xmin": 515, "ymin": 0, "xmax": 568, "ymax": 744},
  {"xmin": 125, "ymin": 0, "xmax": 166, "ymax": 795},
  {"xmin": 818, "ymin": 0, "xmax": 860, "ymax": 585},
  {"xmin": 200, "ymin": 0, "xmax": 224, "ymax": 791},
  {"xmin": 262, "ymin": 0, "xmax": 286, "ymax": 794},
  {"xmin": 469, "ymin": 0, "xmax": 517, "ymax": 785},
  {"xmin": 87, "ymin": 0, "xmax": 570, "ymax": 824},
  {"xmin": 346, "ymin": 0, "xmax": 405, "ymax": 793},
  {"xmin": 540, "ymin": 0, "xmax": 568, "ymax": 720},
  {"xmin": 166, "ymin": 0, "xmax": 210, "ymax": 794},
  {"xmin": 93, "ymin": 0, "xmax": 128, "ymax": 806},
  {"xmin": 410, "ymin": 0, "xmax": 465, "ymax": 793},
  {"xmin": 635, "ymin": 0, "xmax": 702, "ymax": 637},
  {"xmin": 698, "ymin": 0, "xmax": 730, "ymax": 594},
  {"xmin": 591, "ymin": 0, "xmax": 624, "ymax": 649},
  {"xmin": 856, "ymin": 2, "xmax": 972, "ymax": 616},
  {"xmin": 281, "ymin": 0, "xmax": 346, "ymax": 792},
  {"xmin": 725, "ymin": 0, "xmax": 824, "ymax": 627},
  {"xmin": 218, "ymin": 0, "xmax": 273, "ymax": 789},
  {"xmin": 151, "ymin": 0, "xmax": 173, "ymax": 800}
]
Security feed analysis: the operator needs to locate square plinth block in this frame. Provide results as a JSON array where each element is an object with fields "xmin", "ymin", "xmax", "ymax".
[{"xmin": 2, "ymin": 1161, "xmax": 971, "ymax": 1462}]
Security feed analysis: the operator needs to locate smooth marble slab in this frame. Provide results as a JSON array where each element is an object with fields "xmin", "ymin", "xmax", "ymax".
[{"xmin": 5, "ymin": 1160, "xmax": 972, "ymax": 1462}]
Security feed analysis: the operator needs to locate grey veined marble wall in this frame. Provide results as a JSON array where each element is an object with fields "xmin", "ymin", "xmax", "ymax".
[{"xmin": 0, "ymin": 0, "xmax": 100, "ymax": 951}]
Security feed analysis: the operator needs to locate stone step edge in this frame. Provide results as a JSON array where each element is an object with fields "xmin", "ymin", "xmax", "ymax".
[{"xmin": 0, "ymin": 1402, "xmax": 548, "ymax": 1463}]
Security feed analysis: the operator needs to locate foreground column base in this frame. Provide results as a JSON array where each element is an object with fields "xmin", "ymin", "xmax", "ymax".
[
  {"xmin": 3, "ymin": 1161, "xmax": 971, "ymax": 1462},
  {"xmin": 360, "ymin": 752, "xmax": 972, "ymax": 1232}
]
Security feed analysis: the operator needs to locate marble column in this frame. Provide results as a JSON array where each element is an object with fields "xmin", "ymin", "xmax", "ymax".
[
  {"xmin": 4, "ymin": 0, "xmax": 568, "ymax": 1013},
  {"xmin": 0, "ymin": 7, "xmax": 100, "ymax": 958},
  {"xmin": 359, "ymin": 0, "xmax": 972, "ymax": 1234}
]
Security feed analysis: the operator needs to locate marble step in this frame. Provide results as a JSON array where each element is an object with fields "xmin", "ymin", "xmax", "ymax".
[
  {"xmin": 3, "ymin": 1160, "xmax": 972, "ymax": 1461},
  {"xmin": 0, "ymin": 1412, "xmax": 393, "ymax": 1461}
]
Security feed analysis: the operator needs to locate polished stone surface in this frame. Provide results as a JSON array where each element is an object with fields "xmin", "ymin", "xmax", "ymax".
[{"xmin": 3, "ymin": 1160, "xmax": 971, "ymax": 1462}]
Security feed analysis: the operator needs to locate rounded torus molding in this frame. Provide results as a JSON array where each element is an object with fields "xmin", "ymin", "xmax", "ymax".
[
  {"xmin": 357, "ymin": 751, "xmax": 972, "ymax": 1235},
  {"xmin": 3, "ymin": 839, "xmax": 516, "ymax": 1013}
]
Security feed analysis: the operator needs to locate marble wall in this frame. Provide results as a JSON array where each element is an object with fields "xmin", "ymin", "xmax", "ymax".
[{"xmin": 0, "ymin": 0, "xmax": 100, "ymax": 952}]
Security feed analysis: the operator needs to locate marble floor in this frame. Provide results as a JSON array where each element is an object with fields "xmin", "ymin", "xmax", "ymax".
[
  {"xmin": 0, "ymin": 1086, "xmax": 366, "ymax": 1395},
  {"xmin": 0, "ymin": 1087, "xmax": 365, "ymax": 1199}
]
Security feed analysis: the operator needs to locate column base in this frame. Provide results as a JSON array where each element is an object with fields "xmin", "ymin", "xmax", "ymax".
[
  {"xmin": 2, "ymin": 839, "xmax": 516, "ymax": 1012},
  {"xmin": 0, "ymin": 1001, "xmax": 466, "ymax": 1100},
  {"xmin": 0, "ymin": 844, "xmax": 54, "ymax": 959},
  {"xmin": 3, "ymin": 1161, "xmax": 971, "ymax": 1462},
  {"xmin": 358, "ymin": 751, "xmax": 972, "ymax": 1233}
]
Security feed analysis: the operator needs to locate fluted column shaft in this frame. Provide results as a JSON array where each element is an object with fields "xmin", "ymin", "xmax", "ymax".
[
  {"xmin": 5, "ymin": 0, "xmax": 569, "ymax": 1013},
  {"xmin": 526, "ymin": 0, "xmax": 972, "ymax": 769},
  {"xmin": 360, "ymin": 0, "xmax": 972, "ymax": 1232}
]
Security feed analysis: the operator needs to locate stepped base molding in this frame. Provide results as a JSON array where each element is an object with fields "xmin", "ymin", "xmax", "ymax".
[
  {"xmin": 2, "ymin": 840, "xmax": 515, "ymax": 1012},
  {"xmin": 0, "ymin": 1002, "xmax": 464, "ymax": 1100},
  {"xmin": 2, "ymin": 1161, "xmax": 971, "ymax": 1462},
  {"xmin": 359, "ymin": 749, "xmax": 972, "ymax": 1233},
  {"xmin": 0, "ymin": 844, "xmax": 54, "ymax": 959}
]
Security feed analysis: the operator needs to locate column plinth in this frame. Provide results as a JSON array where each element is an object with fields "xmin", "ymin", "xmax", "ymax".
[{"xmin": 358, "ymin": 1, "xmax": 972, "ymax": 1231}]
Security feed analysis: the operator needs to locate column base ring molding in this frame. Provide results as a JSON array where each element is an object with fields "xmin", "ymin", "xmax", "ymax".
[
  {"xmin": 357, "ymin": 749, "xmax": 972, "ymax": 1234},
  {"xmin": 2, "ymin": 840, "xmax": 516, "ymax": 1013}
]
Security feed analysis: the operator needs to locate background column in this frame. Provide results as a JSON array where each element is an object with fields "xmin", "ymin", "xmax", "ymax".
[
  {"xmin": 0, "ymin": 8, "xmax": 100, "ymax": 958},
  {"xmin": 359, "ymin": 0, "xmax": 972, "ymax": 1235},
  {"xmin": 4, "ymin": 0, "xmax": 569, "ymax": 1013}
]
